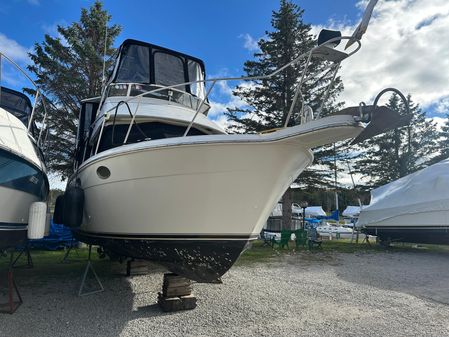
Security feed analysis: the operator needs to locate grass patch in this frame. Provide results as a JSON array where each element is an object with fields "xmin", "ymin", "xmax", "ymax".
[
  {"xmin": 236, "ymin": 239, "xmax": 449, "ymax": 265},
  {"xmin": 0, "ymin": 248, "xmax": 122, "ymax": 286}
]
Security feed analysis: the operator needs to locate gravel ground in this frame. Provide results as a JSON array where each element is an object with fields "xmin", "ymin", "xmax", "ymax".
[{"xmin": 1, "ymin": 250, "xmax": 449, "ymax": 337}]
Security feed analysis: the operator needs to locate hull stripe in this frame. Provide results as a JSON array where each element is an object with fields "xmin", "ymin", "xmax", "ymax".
[
  {"xmin": 76, "ymin": 229, "xmax": 258, "ymax": 241},
  {"xmin": 0, "ymin": 221, "xmax": 27, "ymax": 228}
]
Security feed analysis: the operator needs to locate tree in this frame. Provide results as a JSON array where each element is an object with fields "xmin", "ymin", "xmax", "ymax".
[
  {"xmin": 434, "ymin": 113, "xmax": 449, "ymax": 162},
  {"xmin": 27, "ymin": 1, "xmax": 121, "ymax": 179},
  {"xmin": 354, "ymin": 94, "xmax": 438, "ymax": 188},
  {"xmin": 224, "ymin": 0, "xmax": 344, "ymax": 228}
]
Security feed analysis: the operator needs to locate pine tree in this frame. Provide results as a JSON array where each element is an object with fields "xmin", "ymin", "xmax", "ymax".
[
  {"xmin": 27, "ymin": 1, "xmax": 121, "ymax": 179},
  {"xmin": 435, "ymin": 113, "xmax": 449, "ymax": 162},
  {"xmin": 354, "ymin": 94, "xmax": 438, "ymax": 188},
  {"xmin": 224, "ymin": 0, "xmax": 344, "ymax": 228}
]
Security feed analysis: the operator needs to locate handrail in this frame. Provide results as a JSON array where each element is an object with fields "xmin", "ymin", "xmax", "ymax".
[
  {"xmin": 93, "ymin": 36, "xmax": 361, "ymax": 154},
  {"xmin": 0, "ymin": 51, "xmax": 49, "ymax": 149}
]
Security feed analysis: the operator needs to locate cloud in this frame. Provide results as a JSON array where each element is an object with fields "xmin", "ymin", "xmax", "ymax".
[
  {"xmin": 42, "ymin": 20, "xmax": 67, "ymax": 36},
  {"xmin": 42, "ymin": 20, "xmax": 69, "ymax": 46},
  {"xmin": 434, "ymin": 96, "xmax": 449, "ymax": 114},
  {"xmin": 0, "ymin": 33, "xmax": 30, "ymax": 64},
  {"xmin": 428, "ymin": 116, "xmax": 447, "ymax": 131},
  {"xmin": 206, "ymin": 70, "xmax": 258, "ymax": 131},
  {"xmin": 239, "ymin": 33, "xmax": 260, "ymax": 52},
  {"xmin": 0, "ymin": 33, "xmax": 32, "ymax": 88},
  {"xmin": 320, "ymin": 0, "xmax": 449, "ymax": 113}
]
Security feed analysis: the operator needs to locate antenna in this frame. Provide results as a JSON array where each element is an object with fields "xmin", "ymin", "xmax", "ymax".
[
  {"xmin": 345, "ymin": 0, "xmax": 379, "ymax": 49},
  {"xmin": 101, "ymin": 24, "xmax": 108, "ymax": 90},
  {"xmin": 346, "ymin": 160, "xmax": 362, "ymax": 208},
  {"xmin": 334, "ymin": 143, "xmax": 339, "ymax": 211}
]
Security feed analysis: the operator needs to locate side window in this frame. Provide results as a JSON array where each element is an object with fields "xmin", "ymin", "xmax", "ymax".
[
  {"xmin": 187, "ymin": 60, "xmax": 205, "ymax": 99},
  {"xmin": 116, "ymin": 45, "xmax": 151, "ymax": 83},
  {"xmin": 76, "ymin": 102, "xmax": 98, "ymax": 165}
]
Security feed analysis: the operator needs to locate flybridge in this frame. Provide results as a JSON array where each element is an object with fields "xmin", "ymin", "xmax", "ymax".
[{"xmin": 107, "ymin": 39, "xmax": 207, "ymax": 100}]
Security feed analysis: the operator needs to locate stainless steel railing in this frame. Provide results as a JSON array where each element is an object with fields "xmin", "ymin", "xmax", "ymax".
[
  {"xmin": 93, "ymin": 36, "xmax": 361, "ymax": 155},
  {"xmin": 0, "ymin": 52, "xmax": 49, "ymax": 148}
]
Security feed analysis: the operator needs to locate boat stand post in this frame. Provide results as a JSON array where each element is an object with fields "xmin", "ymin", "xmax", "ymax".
[
  {"xmin": 61, "ymin": 237, "xmax": 79, "ymax": 263},
  {"xmin": 78, "ymin": 245, "xmax": 104, "ymax": 297},
  {"xmin": 0, "ymin": 252, "xmax": 23, "ymax": 314},
  {"xmin": 362, "ymin": 234, "xmax": 371, "ymax": 246},
  {"xmin": 12, "ymin": 241, "xmax": 33, "ymax": 269}
]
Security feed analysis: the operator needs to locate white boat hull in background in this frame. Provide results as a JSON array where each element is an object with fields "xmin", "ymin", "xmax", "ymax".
[
  {"xmin": 359, "ymin": 159, "xmax": 449, "ymax": 245},
  {"xmin": 0, "ymin": 107, "xmax": 49, "ymax": 249},
  {"xmin": 0, "ymin": 185, "xmax": 40, "ymax": 226}
]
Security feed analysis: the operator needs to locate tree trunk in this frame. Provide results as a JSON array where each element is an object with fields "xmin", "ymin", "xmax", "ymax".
[{"xmin": 281, "ymin": 187, "xmax": 293, "ymax": 230}]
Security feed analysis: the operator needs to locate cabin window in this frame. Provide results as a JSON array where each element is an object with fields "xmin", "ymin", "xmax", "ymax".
[
  {"xmin": 116, "ymin": 45, "xmax": 150, "ymax": 83},
  {"xmin": 154, "ymin": 52, "xmax": 186, "ymax": 91},
  {"xmin": 0, "ymin": 149, "xmax": 46, "ymax": 198},
  {"xmin": 97, "ymin": 122, "xmax": 206, "ymax": 153}
]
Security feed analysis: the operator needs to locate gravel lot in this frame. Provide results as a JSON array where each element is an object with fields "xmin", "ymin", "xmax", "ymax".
[{"xmin": 1, "ymin": 250, "xmax": 449, "ymax": 337}]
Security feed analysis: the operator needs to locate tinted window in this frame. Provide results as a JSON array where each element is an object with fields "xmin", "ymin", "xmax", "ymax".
[
  {"xmin": 154, "ymin": 52, "xmax": 186, "ymax": 91},
  {"xmin": 97, "ymin": 122, "xmax": 205, "ymax": 153},
  {"xmin": 0, "ymin": 149, "xmax": 47, "ymax": 198},
  {"xmin": 0, "ymin": 87, "xmax": 32, "ymax": 126},
  {"xmin": 116, "ymin": 45, "xmax": 150, "ymax": 83}
]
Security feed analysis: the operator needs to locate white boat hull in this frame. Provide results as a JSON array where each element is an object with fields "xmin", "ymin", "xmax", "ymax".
[
  {"xmin": 0, "ymin": 114, "xmax": 49, "ymax": 249},
  {"xmin": 80, "ymin": 142, "xmax": 312, "ymax": 237},
  {"xmin": 69, "ymin": 116, "xmax": 363, "ymax": 281},
  {"xmin": 0, "ymin": 186, "xmax": 40, "ymax": 249}
]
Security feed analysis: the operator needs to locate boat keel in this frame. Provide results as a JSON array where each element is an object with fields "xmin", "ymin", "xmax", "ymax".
[{"xmin": 73, "ymin": 230, "xmax": 250, "ymax": 283}]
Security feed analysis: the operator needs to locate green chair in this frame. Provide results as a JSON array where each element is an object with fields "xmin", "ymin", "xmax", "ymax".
[
  {"xmin": 274, "ymin": 230, "xmax": 291, "ymax": 249},
  {"xmin": 294, "ymin": 229, "xmax": 308, "ymax": 249}
]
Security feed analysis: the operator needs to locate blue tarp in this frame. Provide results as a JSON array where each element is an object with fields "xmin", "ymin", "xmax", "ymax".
[
  {"xmin": 28, "ymin": 221, "xmax": 77, "ymax": 250},
  {"xmin": 316, "ymin": 210, "xmax": 340, "ymax": 221}
]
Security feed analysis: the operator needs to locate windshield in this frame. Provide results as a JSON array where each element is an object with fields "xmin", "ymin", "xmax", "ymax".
[{"xmin": 0, "ymin": 86, "xmax": 32, "ymax": 126}]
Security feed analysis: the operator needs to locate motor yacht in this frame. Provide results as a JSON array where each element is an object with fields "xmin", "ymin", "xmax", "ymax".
[
  {"xmin": 0, "ymin": 54, "xmax": 49, "ymax": 250},
  {"xmin": 56, "ymin": 24, "xmax": 409, "ymax": 282}
]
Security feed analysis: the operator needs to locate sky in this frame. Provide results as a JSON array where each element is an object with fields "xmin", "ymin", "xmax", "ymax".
[
  {"xmin": 0, "ymin": 0, "xmax": 447, "ymax": 122},
  {"xmin": 0, "ymin": 0, "xmax": 448, "ymax": 187}
]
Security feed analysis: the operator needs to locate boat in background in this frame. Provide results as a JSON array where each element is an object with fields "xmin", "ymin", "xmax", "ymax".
[
  {"xmin": 304, "ymin": 206, "xmax": 327, "ymax": 218},
  {"xmin": 0, "ymin": 53, "xmax": 49, "ymax": 251},
  {"xmin": 317, "ymin": 223, "xmax": 354, "ymax": 239},
  {"xmin": 358, "ymin": 159, "xmax": 449, "ymax": 245},
  {"xmin": 55, "ymin": 2, "xmax": 410, "ymax": 282},
  {"xmin": 270, "ymin": 203, "xmax": 303, "ymax": 218},
  {"xmin": 342, "ymin": 205, "xmax": 363, "ymax": 219}
]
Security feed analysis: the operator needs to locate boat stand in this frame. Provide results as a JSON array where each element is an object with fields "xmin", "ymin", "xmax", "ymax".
[
  {"xmin": 158, "ymin": 273, "xmax": 197, "ymax": 312},
  {"xmin": 0, "ymin": 252, "xmax": 23, "ymax": 314},
  {"xmin": 78, "ymin": 245, "xmax": 104, "ymax": 297},
  {"xmin": 61, "ymin": 237, "xmax": 79, "ymax": 263},
  {"xmin": 12, "ymin": 242, "xmax": 33, "ymax": 269},
  {"xmin": 362, "ymin": 234, "xmax": 372, "ymax": 246}
]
